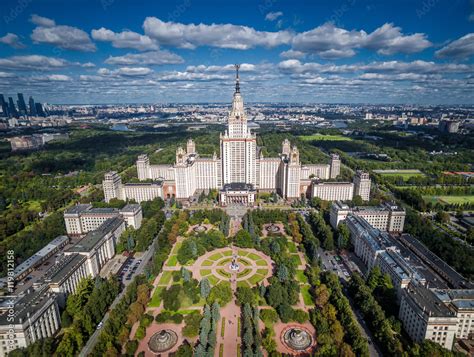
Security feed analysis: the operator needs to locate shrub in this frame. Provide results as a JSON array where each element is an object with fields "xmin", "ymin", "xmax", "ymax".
[
  {"xmin": 135, "ymin": 325, "xmax": 146, "ymax": 340},
  {"xmin": 260, "ymin": 309, "xmax": 279, "ymax": 325}
]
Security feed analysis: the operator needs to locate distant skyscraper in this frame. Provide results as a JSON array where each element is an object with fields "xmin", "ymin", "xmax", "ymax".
[
  {"xmin": 29, "ymin": 96, "xmax": 37, "ymax": 116},
  {"xmin": 8, "ymin": 97, "xmax": 18, "ymax": 118},
  {"xmin": 35, "ymin": 102, "xmax": 45, "ymax": 117},
  {"xmin": 17, "ymin": 93, "xmax": 27, "ymax": 115},
  {"xmin": 0, "ymin": 94, "xmax": 8, "ymax": 117}
]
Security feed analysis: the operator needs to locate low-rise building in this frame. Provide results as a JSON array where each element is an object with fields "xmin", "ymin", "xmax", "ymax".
[{"xmin": 312, "ymin": 181, "xmax": 354, "ymax": 201}]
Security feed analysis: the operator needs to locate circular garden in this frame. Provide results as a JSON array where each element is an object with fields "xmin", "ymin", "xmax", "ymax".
[{"xmin": 193, "ymin": 247, "xmax": 273, "ymax": 288}]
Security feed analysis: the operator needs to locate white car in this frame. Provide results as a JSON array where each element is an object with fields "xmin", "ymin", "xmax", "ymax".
[{"xmin": 96, "ymin": 321, "xmax": 103, "ymax": 330}]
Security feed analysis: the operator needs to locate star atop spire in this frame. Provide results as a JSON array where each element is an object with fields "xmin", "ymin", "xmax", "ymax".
[{"xmin": 234, "ymin": 64, "xmax": 240, "ymax": 93}]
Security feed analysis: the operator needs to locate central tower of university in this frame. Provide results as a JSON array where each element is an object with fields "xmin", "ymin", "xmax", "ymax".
[{"xmin": 220, "ymin": 65, "xmax": 257, "ymax": 186}]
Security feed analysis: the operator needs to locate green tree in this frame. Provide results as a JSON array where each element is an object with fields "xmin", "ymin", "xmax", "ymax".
[{"xmin": 200, "ymin": 278, "xmax": 211, "ymax": 299}]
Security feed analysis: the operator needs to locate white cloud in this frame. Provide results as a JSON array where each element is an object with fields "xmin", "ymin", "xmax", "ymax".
[
  {"xmin": 98, "ymin": 67, "xmax": 153, "ymax": 77},
  {"xmin": 91, "ymin": 27, "xmax": 158, "ymax": 51},
  {"xmin": 435, "ymin": 33, "xmax": 474, "ymax": 59},
  {"xmin": 30, "ymin": 14, "xmax": 55, "ymax": 27},
  {"xmin": 46, "ymin": 74, "xmax": 71, "ymax": 81},
  {"xmin": 185, "ymin": 63, "xmax": 256, "ymax": 73},
  {"xmin": 265, "ymin": 12, "xmax": 283, "ymax": 21},
  {"xmin": 104, "ymin": 50, "xmax": 183, "ymax": 65},
  {"xmin": 291, "ymin": 22, "xmax": 431, "ymax": 58},
  {"xmin": 0, "ymin": 72, "xmax": 15, "ymax": 78},
  {"xmin": 0, "ymin": 55, "xmax": 70, "ymax": 70},
  {"xmin": 363, "ymin": 23, "xmax": 431, "ymax": 55},
  {"xmin": 280, "ymin": 49, "xmax": 306, "ymax": 59},
  {"xmin": 82, "ymin": 62, "xmax": 96, "ymax": 68},
  {"xmin": 31, "ymin": 17, "xmax": 96, "ymax": 52},
  {"xmin": 143, "ymin": 17, "xmax": 292, "ymax": 49},
  {"xmin": 0, "ymin": 33, "xmax": 26, "ymax": 49}
]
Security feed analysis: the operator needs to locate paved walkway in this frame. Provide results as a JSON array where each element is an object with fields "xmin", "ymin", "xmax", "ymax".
[{"xmin": 215, "ymin": 244, "xmax": 240, "ymax": 357}]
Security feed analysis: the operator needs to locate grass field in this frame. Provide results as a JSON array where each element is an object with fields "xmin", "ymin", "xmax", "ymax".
[
  {"xmin": 166, "ymin": 255, "xmax": 178, "ymax": 267},
  {"xmin": 423, "ymin": 195, "xmax": 474, "ymax": 205},
  {"xmin": 301, "ymin": 285, "xmax": 314, "ymax": 306},
  {"xmin": 373, "ymin": 169, "xmax": 425, "ymax": 180},
  {"xmin": 149, "ymin": 287, "xmax": 164, "ymax": 307},
  {"xmin": 299, "ymin": 134, "xmax": 352, "ymax": 141},
  {"xmin": 158, "ymin": 271, "xmax": 173, "ymax": 286},
  {"xmin": 295, "ymin": 270, "xmax": 308, "ymax": 284}
]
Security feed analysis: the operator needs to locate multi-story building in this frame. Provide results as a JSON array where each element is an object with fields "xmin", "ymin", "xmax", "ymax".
[
  {"xmin": 64, "ymin": 217, "xmax": 125, "ymax": 276},
  {"xmin": 346, "ymin": 214, "xmax": 474, "ymax": 350},
  {"xmin": 330, "ymin": 201, "xmax": 405, "ymax": 232},
  {"xmin": 104, "ymin": 66, "xmax": 365, "ymax": 206},
  {"xmin": 311, "ymin": 181, "xmax": 354, "ymax": 201},
  {"xmin": 399, "ymin": 283, "xmax": 458, "ymax": 350},
  {"xmin": 354, "ymin": 170, "xmax": 371, "ymax": 201},
  {"xmin": 64, "ymin": 203, "xmax": 141, "ymax": 236},
  {"xmin": 0, "ymin": 286, "xmax": 60, "ymax": 356}
]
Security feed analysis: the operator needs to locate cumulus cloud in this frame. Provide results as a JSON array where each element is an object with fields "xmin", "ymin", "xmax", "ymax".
[
  {"xmin": 364, "ymin": 23, "xmax": 431, "ymax": 55},
  {"xmin": 435, "ymin": 33, "xmax": 474, "ymax": 59},
  {"xmin": 0, "ymin": 55, "xmax": 70, "ymax": 70},
  {"xmin": 265, "ymin": 12, "xmax": 283, "ymax": 21},
  {"xmin": 98, "ymin": 67, "xmax": 153, "ymax": 77},
  {"xmin": 82, "ymin": 62, "xmax": 96, "ymax": 68},
  {"xmin": 45, "ymin": 74, "xmax": 71, "ymax": 81},
  {"xmin": 291, "ymin": 22, "xmax": 431, "ymax": 59},
  {"xmin": 143, "ymin": 17, "xmax": 292, "ymax": 49},
  {"xmin": 185, "ymin": 63, "xmax": 256, "ymax": 73},
  {"xmin": 91, "ymin": 27, "xmax": 158, "ymax": 51},
  {"xmin": 0, "ymin": 33, "xmax": 26, "ymax": 49},
  {"xmin": 278, "ymin": 59, "xmax": 473, "ymax": 76},
  {"xmin": 31, "ymin": 16, "xmax": 96, "ymax": 52},
  {"xmin": 104, "ymin": 50, "xmax": 183, "ymax": 65},
  {"xmin": 30, "ymin": 14, "xmax": 55, "ymax": 27},
  {"xmin": 280, "ymin": 49, "xmax": 306, "ymax": 59}
]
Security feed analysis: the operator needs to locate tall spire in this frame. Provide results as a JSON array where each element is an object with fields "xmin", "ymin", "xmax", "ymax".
[{"xmin": 234, "ymin": 64, "xmax": 240, "ymax": 93}]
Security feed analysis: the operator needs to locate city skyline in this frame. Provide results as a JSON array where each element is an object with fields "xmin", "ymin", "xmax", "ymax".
[{"xmin": 0, "ymin": 0, "xmax": 473, "ymax": 104}]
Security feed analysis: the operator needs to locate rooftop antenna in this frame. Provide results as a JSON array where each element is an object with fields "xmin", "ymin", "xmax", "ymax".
[{"xmin": 234, "ymin": 64, "xmax": 240, "ymax": 93}]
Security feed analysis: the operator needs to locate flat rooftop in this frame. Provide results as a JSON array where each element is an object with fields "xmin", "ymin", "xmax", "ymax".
[
  {"xmin": 67, "ymin": 217, "xmax": 123, "ymax": 253},
  {"xmin": 406, "ymin": 283, "xmax": 456, "ymax": 318}
]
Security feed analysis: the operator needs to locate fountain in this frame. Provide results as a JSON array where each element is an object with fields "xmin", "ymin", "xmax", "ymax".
[
  {"xmin": 148, "ymin": 329, "xmax": 178, "ymax": 353},
  {"xmin": 282, "ymin": 327, "xmax": 313, "ymax": 351},
  {"xmin": 266, "ymin": 223, "xmax": 280, "ymax": 234},
  {"xmin": 193, "ymin": 224, "xmax": 207, "ymax": 233},
  {"xmin": 229, "ymin": 253, "xmax": 240, "ymax": 271}
]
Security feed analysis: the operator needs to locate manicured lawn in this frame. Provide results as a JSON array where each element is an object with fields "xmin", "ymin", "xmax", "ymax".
[
  {"xmin": 219, "ymin": 344, "xmax": 224, "ymax": 357},
  {"xmin": 200, "ymin": 269, "xmax": 211, "ymax": 276},
  {"xmin": 158, "ymin": 271, "xmax": 173, "ymax": 286},
  {"xmin": 287, "ymin": 241, "xmax": 298, "ymax": 253},
  {"xmin": 301, "ymin": 285, "xmax": 314, "ymax": 306},
  {"xmin": 291, "ymin": 254, "xmax": 302, "ymax": 266},
  {"xmin": 202, "ymin": 259, "xmax": 214, "ymax": 266},
  {"xmin": 237, "ymin": 269, "xmax": 251, "ymax": 278},
  {"xmin": 237, "ymin": 249, "xmax": 249, "ymax": 257},
  {"xmin": 217, "ymin": 269, "xmax": 231, "ymax": 278},
  {"xmin": 295, "ymin": 270, "xmax": 308, "ymax": 284},
  {"xmin": 171, "ymin": 242, "xmax": 182, "ymax": 254},
  {"xmin": 217, "ymin": 257, "xmax": 232, "ymax": 266},
  {"xmin": 208, "ymin": 275, "xmax": 220, "ymax": 286},
  {"xmin": 374, "ymin": 169, "xmax": 425, "ymax": 181},
  {"xmin": 222, "ymin": 250, "xmax": 232, "ymax": 256},
  {"xmin": 248, "ymin": 274, "xmax": 265, "ymax": 285},
  {"xmin": 149, "ymin": 287, "xmax": 164, "ymax": 307},
  {"xmin": 221, "ymin": 318, "xmax": 226, "ymax": 337},
  {"xmin": 255, "ymin": 259, "xmax": 267, "ymax": 266},
  {"xmin": 237, "ymin": 280, "xmax": 250, "ymax": 288},
  {"xmin": 238, "ymin": 258, "xmax": 251, "ymax": 266},
  {"xmin": 256, "ymin": 269, "xmax": 268, "ymax": 275},
  {"xmin": 248, "ymin": 253, "xmax": 261, "ymax": 261},
  {"xmin": 166, "ymin": 255, "xmax": 178, "ymax": 267},
  {"xmin": 299, "ymin": 134, "xmax": 352, "ymax": 141},
  {"xmin": 209, "ymin": 252, "xmax": 223, "ymax": 261},
  {"xmin": 423, "ymin": 195, "xmax": 474, "ymax": 205}
]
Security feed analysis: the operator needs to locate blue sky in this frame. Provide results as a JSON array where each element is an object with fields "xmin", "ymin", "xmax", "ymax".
[{"xmin": 0, "ymin": 0, "xmax": 473, "ymax": 104}]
